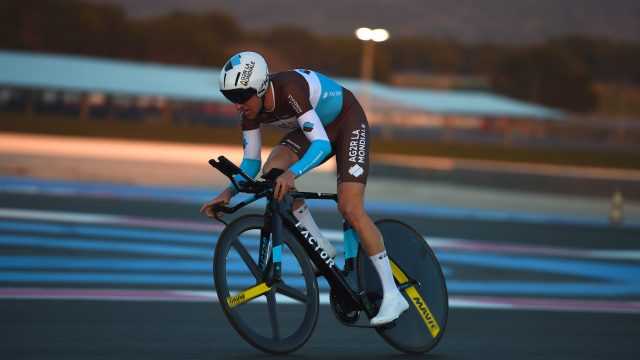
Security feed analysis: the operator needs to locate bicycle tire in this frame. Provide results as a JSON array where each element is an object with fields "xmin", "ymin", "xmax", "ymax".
[
  {"xmin": 213, "ymin": 214, "xmax": 319, "ymax": 354},
  {"xmin": 356, "ymin": 219, "xmax": 449, "ymax": 354}
]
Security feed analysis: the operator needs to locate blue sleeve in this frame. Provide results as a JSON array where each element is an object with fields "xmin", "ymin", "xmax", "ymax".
[
  {"xmin": 230, "ymin": 158, "xmax": 261, "ymax": 194},
  {"xmin": 289, "ymin": 139, "xmax": 331, "ymax": 177}
]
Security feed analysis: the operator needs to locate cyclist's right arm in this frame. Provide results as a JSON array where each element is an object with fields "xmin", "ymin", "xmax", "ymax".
[{"xmin": 228, "ymin": 126, "xmax": 262, "ymax": 194}]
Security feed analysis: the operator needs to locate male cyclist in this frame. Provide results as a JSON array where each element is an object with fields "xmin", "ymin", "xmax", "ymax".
[{"xmin": 200, "ymin": 51, "xmax": 408, "ymax": 326}]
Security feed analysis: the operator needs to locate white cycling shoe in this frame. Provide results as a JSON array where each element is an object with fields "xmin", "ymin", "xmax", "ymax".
[{"xmin": 370, "ymin": 292, "xmax": 410, "ymax": 326}]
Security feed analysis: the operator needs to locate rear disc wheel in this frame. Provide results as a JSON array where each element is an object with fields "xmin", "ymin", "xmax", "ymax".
[{"xmin": 357, "ymin": 219, "xmax": 448, "ymax": 354}]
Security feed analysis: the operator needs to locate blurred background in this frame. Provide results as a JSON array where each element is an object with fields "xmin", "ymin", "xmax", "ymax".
[
  {"xmin": 1, "ymin": 0, "xmax": 639, "ymax": 190},
  {"xmin": 0, "ymin": 1, "xmax": 639, "ymax": 359}
]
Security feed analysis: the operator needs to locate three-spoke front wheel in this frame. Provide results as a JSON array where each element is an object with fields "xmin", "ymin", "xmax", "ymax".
[{"xmin": 213, "ymin": 215, "xmax": 319, "ymax": 354}]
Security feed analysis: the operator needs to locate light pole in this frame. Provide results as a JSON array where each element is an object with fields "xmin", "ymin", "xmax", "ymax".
[
  {"xmin": 355, "ymin": 27, "xmax": 389, "ymax": 83},
  {"xmin": 355, "ymin": 27, "xmax": 389, "ymax": 136}
]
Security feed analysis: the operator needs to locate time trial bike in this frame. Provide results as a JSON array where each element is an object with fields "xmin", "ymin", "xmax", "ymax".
[{"xmin": 207, "ymin": 156, "xmax": 448, "ymax": 354}]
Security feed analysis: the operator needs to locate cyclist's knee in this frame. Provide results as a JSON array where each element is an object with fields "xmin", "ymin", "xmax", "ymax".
[
  {"xmin": 293, "ymin": 199, "xmax": 305, "ymax": 210},
  {"xmin": 338, "ymin": 202, "xmax": 365, "ymax": 226}
]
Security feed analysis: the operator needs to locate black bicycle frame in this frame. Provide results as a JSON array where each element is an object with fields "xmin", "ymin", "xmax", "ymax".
[
  {"xmin": 208, "ymin": 156, "xmax": 375, "ymax": 316},
  {"xmin": 266, "ymin": 192, "xmax": 374, "ymax": 315}
]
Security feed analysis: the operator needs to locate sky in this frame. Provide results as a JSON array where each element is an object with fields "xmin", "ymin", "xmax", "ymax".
[{"xmin": 89, "ymin": 0, "xmax": 640, "ymax": 44}]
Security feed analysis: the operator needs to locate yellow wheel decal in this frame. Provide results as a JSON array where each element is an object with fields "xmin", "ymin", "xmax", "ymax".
[
  {"xmin": 226, "ymin": 282, "xmax": 272, "ymax": 308},
  {"xmin": 390, "ymin": 260, "xmax": 441, "ymax": 338}
]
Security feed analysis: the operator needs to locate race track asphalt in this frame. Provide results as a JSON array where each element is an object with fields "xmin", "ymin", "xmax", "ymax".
[
  {"xmin": 1, "ymin": 178, "xmax": 639, "ymax": 359},
  {"xmin": 2, "ymin": 300, "xmax": 638, "ymax": 360}
]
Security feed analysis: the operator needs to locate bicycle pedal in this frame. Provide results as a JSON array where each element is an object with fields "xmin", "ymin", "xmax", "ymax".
[
  {"xmin": 375, "ymin": 320, "xmax": 398, "ymax": 330},
  {"xmin": 347, "ymin": 320, "xmax": 398, "ymax": 329}
]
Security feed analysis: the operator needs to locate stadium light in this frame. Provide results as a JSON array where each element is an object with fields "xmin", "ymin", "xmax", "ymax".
[
  {"xmin": 356, "ymin": 27, "xmax": 389, "ymax": 42},
  {"xmin": 356, "ymin": 27, "xmax": 389, "ymax": 110},
  {"xmin": 355, "ymin": 27, "xmax": 390, "ymax": 85}
]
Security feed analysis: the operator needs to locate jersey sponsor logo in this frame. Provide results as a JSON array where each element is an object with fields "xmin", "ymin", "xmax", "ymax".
[
  {"xmin": 323, "ymin": 90, "xmax": 342, "ymax": 99},
  {"xmin": 295, "ymin": 221, "xmax": 335, "ymax": 268},
  {"xmin": 268, "ymin": 116, "xmax": 298, "ymax": 129},
  {"xmin": 239, "ymin": 61, "xmax": 255, "ymax": 87},
  {"xmin": 348, "ymin": 164, "xmax": 365, "ymax": 177},
  {"xmin": 285, "ymin": 139, "xmax": 301, "ymax": 150},
  {"xmin": 297, "ymin": 150, "xmax": 325, "ymax": 175},
  {"xmin": 302, "ymin": 121, "xmax": 314, "ymax": 132},
  {"xmin": 242, "ymin": 137, "xmax": 248, "ymax": 149},
  {"xmin": 348, "ymin": 123, "xmax": 367, "ymax": 164},
  {"xmin": 287, "ymin": 94, "xmax": 303, "ymax": 114}
]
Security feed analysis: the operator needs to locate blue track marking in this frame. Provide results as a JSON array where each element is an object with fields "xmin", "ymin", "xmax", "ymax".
[
  {"xmin": 1, "ymin": 229, "xmax": 636, "ymax": 296},
  {"xmin": 0, "ymin": 234, "xmax": 211, "ymax": 258},
  {"xmin": 4, "ymin": 229, "xmax": 636, "ymax": 295},
  {"xmin": 0, "ymin": 271, "xmax": 314, "ymax": 289},
  {"xmin": 0, "ymin": 220, "xmax": 216, "ymax": 245},
  {"xmin": 447, "ymin": 281, "xmax": 640, "ymax": 296},
  {"xmin": 438, "ymin": 252, "xmax": 640, "ymax": 283},
  {"xmin": 0, "ymin": 272, "xmax": 214, "ymax": 286},
  {"xmin": 3, "ymin": 175, "xmax": 639, "ymax": 228},
  {"xmin": 0, "ymin": 175, "xmax": 211, "ymax": 203},
  {"xmin": 3, "ymin": 270, "xmax": 638, "ymax": 296},
  {"xmin": 0, "ymin": 256, "xmax": 210, "ymax": 271},
  {"xmin": 0, "ymin": 220, "xmax": 351, "ymax": 258},
  {"xmin": 0, "ymin": 256, "xmax": 276, "ymax": 274},
  {"xmin": 1, "ymin": 175, "xmax": 639, "ymax": 298}
]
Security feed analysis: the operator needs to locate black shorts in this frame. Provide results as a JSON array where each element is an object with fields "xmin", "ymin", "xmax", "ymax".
[{"xmin": 279, "ymin": 89, "xmax": 370, "ymax": 184}]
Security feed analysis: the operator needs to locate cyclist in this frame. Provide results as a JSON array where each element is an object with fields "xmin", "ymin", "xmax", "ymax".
[{"xmin": 200, "ymin": 51, "xmax": 408, "ymax": 326}]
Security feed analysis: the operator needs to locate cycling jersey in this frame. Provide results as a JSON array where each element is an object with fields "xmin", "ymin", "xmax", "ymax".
[{"xmin": 236, "ymin": 69, "xmax": 370, "ymax": 187}]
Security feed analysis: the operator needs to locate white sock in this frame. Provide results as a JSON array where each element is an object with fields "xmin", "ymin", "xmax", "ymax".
[
  {"xmin": 293, "ymin": 203, "xmax": 336, "ymax": 258},
  {"xmin": 369, "ymin": 251, "xmax": 397, "ymax": 296}
]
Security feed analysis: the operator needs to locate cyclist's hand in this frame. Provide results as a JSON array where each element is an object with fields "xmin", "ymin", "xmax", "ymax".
[
  {"xmin": 200, "ymin": 189, "xmax": 233, "ymax": 218},
  {"xmin": 274, "ymin": 170, "xmax": 297, "ymax": 202}
]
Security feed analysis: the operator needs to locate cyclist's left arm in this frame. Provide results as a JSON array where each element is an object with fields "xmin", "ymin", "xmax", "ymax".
[{"xmin": 289, "ymin": 109, "xmax": 331, "ymax": 177}]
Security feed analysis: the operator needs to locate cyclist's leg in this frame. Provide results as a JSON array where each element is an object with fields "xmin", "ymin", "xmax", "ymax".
[
  {"xmin": 336, "ymin": 183, "xmax": 381, "ymax": 255},
  {"xmin": 334, "ymin": 91, "xmax": 408, "ymax": 325},
  {"xmin": 268, "ymin": 133, "xmax": 336, "ymax": 258},
  {"xmin": 337, "ymin": 183, "xmax": 408, "ymax": 325},
  {"xmin": 262, "ymin": 144, "xmax": 298, "ymax": 174}
]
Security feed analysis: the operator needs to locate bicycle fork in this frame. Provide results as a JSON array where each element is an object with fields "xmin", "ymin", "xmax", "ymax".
[{"xmin": 225, "ymin": 201, "xmax": 281, "ymax": 309}]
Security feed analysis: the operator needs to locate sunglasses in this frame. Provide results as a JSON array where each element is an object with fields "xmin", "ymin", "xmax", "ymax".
[{"xmin": 220, "ymin": 88, "xmax": 257, "ymax": 104}]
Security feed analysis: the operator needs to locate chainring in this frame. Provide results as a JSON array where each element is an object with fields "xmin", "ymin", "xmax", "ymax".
[{"xmin": 329, "ymin": 289, "xmax": 360, "ymax": 325}]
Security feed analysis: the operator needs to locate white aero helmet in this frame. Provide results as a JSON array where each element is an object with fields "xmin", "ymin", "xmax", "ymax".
[{"xmin": 219, "ymin": 51, "xmax": 269, "ymax": 104}]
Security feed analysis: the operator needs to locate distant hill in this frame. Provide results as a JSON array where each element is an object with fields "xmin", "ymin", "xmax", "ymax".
[{"xmin": 90, "ymin": 0, "xmax": 640, "ymax": 44}]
